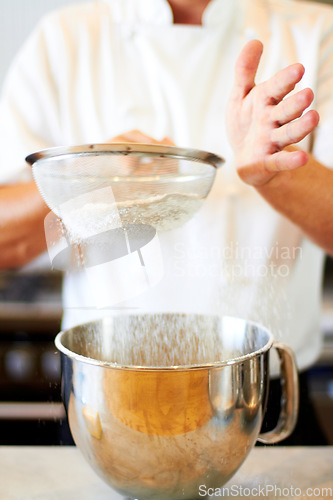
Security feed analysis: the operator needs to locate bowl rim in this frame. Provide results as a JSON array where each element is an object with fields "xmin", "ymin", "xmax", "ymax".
[
  {"xmin": 25, "ymin": 143, "xmax": 225, "ymax": 170},
  {"xmin": 54, "ymin": 315, "xmax": 274, "ymax": 372}
]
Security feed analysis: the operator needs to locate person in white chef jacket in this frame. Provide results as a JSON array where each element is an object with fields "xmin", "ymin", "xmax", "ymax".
[{"xmin": 0, "ymin": 0, "xmax": 332, "ymax": 444}]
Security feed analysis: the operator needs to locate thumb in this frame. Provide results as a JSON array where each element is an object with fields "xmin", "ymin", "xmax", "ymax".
[
  {"xmin": 233, "ymin": 39, "xmax": 263, "ymax": 98},
  {"xmin": 161, "ymin": 136, "xmax": 176, "ymax": 146}
]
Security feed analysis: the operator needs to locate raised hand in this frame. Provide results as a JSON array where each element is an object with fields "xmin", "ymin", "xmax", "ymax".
[{"xmin": 226, "ymin": 40, "xmax": 320, "ymax": 186}]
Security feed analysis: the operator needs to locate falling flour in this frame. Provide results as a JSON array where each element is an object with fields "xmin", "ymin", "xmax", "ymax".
[{"xmin": 80, "ymin": 313, "xmax": 246, "ymax": 368}]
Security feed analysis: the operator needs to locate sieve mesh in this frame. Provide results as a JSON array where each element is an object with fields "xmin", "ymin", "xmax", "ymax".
[{"xmin": 26, "ymin": 144, "xmax": 224, "ymax": 232}]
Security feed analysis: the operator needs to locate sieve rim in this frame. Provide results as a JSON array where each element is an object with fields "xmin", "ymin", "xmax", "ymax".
[{"xmin": 25, "ymin": 143, "xmax": 225, "ymax": 169}]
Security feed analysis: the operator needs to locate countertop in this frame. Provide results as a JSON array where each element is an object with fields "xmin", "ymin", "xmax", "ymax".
[{"xmin": 0, "ymin": 446, "xmax": 332, "ymax": 499}]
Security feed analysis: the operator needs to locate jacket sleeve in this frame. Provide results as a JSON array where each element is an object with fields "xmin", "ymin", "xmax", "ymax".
[{"xmin": 0, "ymin": 15, "xmax": 62, "ymax": 183}]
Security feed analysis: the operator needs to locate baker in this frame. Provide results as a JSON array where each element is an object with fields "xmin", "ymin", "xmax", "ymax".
[{"xmin": 0, "ymin": 0, "xmax": 332, "ymax": 444}]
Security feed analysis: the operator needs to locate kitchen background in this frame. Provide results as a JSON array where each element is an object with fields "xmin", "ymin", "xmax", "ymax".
[{"xmin": 0, "ymin": 0, "xmax": 332, "ymax": 446}]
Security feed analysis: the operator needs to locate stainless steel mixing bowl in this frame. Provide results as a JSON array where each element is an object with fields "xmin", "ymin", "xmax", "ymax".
[{"xmin": 55, "ymin": 314, "xmax": 298, "ymax": 500}]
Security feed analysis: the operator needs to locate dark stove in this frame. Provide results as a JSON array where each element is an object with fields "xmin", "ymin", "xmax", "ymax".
[{"xmin": 0, "ymin": 270, "xmax": 73, "ymax": 445}]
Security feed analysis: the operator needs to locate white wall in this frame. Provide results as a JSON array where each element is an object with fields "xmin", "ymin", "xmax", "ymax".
[{"xmin": 0, "ymin": 0, "xmax": 333, "ymax": 87}]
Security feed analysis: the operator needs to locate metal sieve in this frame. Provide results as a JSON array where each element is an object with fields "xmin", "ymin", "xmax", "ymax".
[{"xmin": 26, "ymin": 143, "xmax": 224, "ymax": 232}]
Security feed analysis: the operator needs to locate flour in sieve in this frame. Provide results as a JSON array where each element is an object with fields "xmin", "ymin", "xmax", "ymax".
[
  {"xmin": 115, "ymin": 192, "xmax": 203, "ymax": 232},
  {"xmin": 61, "ymin": 192, "xmax": 203, "ymax": 241}
]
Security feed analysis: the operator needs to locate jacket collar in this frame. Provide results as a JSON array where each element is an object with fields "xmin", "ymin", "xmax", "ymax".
[{"xmin": 102, "ymin": 0, "xmax": 253, "ymax": 28}]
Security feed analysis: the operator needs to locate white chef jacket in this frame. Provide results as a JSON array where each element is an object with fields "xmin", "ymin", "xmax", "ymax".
[{"xmin": 1, "ymin": 0, "xmax": 333, "ymax": 373}]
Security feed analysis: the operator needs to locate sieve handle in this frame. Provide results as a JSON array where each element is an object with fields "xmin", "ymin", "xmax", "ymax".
[{"xmin": 257, "ymin": 341, "xmax": 299, "ymax": 444}]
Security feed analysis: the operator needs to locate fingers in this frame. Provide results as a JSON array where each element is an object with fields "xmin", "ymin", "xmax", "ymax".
[
  {"xmin": 271, "ymin": 109, "xmax": 319, "ymax": 148},
  {"xmin": 230, "ymin": 41, "xmax": 319, "ymax": 186},
  {"xmin": 107, "ymin": 129, "xmax": 175, "ymax": 146},
  {"xmin": 261, "ymin": 63, "xmax": 305, "ymax": 104},
  {"xmin": 237, "ymin": 149, "xmax": 309, "ymax": 186},
  {"xmin": 160, "ymin": 136, "xmax": 176, "ymax": 146},
  {"xmin": 105, "ymin": 130, "xmax": 176, "ymax": 176},
  {"xmin": 266, "ymin": 149, "xmax": 309, "ymax": 173},
  {"xmin": 109, "ymin": 129, "xmax": 158, "ymax": 144},
  {"xmin": 233, "ymin": 40, "xmax": 304, "ymax": 105},
  {"xmin": 270, "ymin": 87, "xmax": 318, "ymax": 148},
  {"xmin": 232, "ymin": 39, "xmax": 263, "ymax": 98},
  {"xmin": 271, "ymin": 88, "xmax": 314, "ymax": 125}
]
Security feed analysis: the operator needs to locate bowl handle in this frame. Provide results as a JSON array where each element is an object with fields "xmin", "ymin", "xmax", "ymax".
[{"xmin": 257, "ymin": 341, "xmax": 299, "ymax": 444}]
